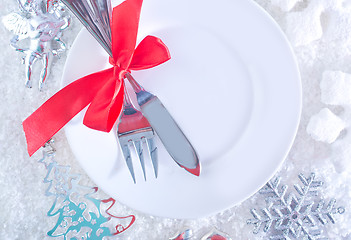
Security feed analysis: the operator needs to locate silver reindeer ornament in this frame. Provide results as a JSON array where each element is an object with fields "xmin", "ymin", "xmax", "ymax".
[{"xmin": 2, "ymin": 0, "xmax": 71, "ymax": 90}]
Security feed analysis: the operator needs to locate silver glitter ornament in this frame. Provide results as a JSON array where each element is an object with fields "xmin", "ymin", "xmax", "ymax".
[
  {"xmin": 201, "ymin": 228, "xmax": 232, "ymax": 240},
  {"xmin": 169, "ymin": 228, "xmax": 231, "ymax": 240},
  {"xmin": 247, "ymin": 173, "xmax": 345, "ymax": 239},
  {"xmin": 2, "ymin": 0, "xmax": 71, "ymax": 90},
  {"xmin": 169, "ymin": 229, "xmax": 193, "ymax": 240}
]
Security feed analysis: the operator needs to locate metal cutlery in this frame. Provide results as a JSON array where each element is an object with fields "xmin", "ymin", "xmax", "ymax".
[
  {"xmin": 125, "ymin": 73, "xmax": 200, "ymax": 176},
  {"xmin": 61, "ymin": 0, "xmax": 112, "ymax": 56},
  {"xmin": 117, "ymin": 83, "xmax": 158, "ymax": 183},
  {"xmin": 61, "ymin": 0, "xmax": 201, "ymax": 179}
]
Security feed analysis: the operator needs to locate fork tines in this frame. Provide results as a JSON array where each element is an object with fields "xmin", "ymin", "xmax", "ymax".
[
  {"xmin": 118, "ymin": 115, "xmax": 158, "ymax": 183},
  {"xmin": 118, "ymin": 130, "xmax": 158, "ymax": 183}
]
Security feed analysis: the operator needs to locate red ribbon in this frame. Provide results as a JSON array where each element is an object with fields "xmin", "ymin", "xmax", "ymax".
[{"xmin": 23, "ymin": 0, "xmax": 171, "ymax": 156}]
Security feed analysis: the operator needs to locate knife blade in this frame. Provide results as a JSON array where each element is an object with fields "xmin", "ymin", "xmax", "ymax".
[{"xmin": 125, "ymin": 74, "xmax": 200, "ymax": 176}]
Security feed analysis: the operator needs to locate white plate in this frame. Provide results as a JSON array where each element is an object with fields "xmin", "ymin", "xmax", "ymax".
[{"xmin": 62, "ymin": 0, "xmax": 301, "ymax": 218}]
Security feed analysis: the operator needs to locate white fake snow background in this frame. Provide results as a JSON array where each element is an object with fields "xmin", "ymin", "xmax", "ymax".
[{"xmin": 1, "ymin": 0, "xmax": 351, "ymax": 239}]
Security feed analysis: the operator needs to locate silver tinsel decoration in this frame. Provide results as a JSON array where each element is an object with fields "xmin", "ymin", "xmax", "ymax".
[{"xmin": 247, "ymin": 173, "xmax": 345, "ymax": 239}]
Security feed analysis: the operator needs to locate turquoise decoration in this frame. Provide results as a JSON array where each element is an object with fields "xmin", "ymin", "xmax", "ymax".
[{"xmin": 38, "ymin": 145, "xmax": 135, "ymax": 239}]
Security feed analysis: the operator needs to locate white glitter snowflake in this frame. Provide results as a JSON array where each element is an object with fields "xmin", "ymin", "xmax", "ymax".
[{"xmin": 247, "ymin": 173, "xmax": 345, "ymax": 240}]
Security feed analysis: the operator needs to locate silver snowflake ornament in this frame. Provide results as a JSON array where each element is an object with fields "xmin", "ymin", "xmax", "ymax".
[{"xmin": 247, "ymin": 173, "xmax": 345, "ymax": 240}]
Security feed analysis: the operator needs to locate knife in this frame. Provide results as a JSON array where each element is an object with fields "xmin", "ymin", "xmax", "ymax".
[{"xmin": 125, "ymin": 73, "xmax": 200, "ymax": 176}]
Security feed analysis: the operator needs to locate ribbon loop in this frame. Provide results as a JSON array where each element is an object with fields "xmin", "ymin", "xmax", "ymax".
[{"xmin": 130, "ymin": 35, "xmax": 171, "ymax": 70}]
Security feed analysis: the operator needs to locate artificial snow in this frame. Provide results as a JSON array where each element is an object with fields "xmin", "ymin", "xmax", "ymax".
[
  {"xmin": 321, "ymin": 71, "xmax": 351, "ymax": 105},
  {"xmin": 270, "ymin": 0, "xmax": 301, "ymax": 12}
]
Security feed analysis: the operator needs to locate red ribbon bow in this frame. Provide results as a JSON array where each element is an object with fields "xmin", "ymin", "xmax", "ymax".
[{"xmin": 23, "ymin": 0, "xmax": 171, "ymax": 156}]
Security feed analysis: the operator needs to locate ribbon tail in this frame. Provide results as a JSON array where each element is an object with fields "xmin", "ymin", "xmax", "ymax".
[
  {"xmin": 111, "ymin": 0, "xmax": 143, "ymax": 68},
  {"xmin": 23, "ymin": 68, "xmax": 114, "ymax": 156}
]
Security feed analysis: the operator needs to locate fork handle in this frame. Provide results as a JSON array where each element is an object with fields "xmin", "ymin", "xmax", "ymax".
[
  {"xmin": 125, "ymin": 73, "xmax": 144, "ymax": 93},
  {"xmin": 125, "ymin": 73, "xmax": 155, "ymax": 106}
]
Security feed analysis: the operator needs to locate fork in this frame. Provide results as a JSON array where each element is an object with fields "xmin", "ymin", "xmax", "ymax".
[{"xmin": 117, "ymin": 81, "xmax": 158, "ymax": 183}]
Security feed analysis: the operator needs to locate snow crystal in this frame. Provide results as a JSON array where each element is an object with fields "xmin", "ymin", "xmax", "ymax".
[
  {"xmin": 285, "ymin": 1, "xmax": 324, "ymax": 46},
  {"xmin": 307, "ymin": 108, "xmax": 345, "ymax": 143}
]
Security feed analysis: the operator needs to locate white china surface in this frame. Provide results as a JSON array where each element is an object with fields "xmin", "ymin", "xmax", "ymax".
[{"xmin": 62, "ymin": 0, "xmax": 301, "ymax": 218}]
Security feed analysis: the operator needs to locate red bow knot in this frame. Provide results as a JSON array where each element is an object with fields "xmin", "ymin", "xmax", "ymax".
[{"xmin": 23, "ymin": 0, "xmax": 171, "ymax": 156}]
